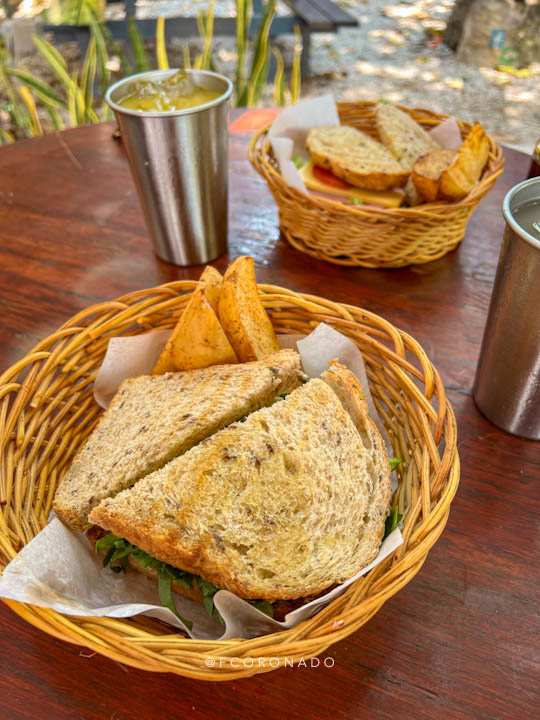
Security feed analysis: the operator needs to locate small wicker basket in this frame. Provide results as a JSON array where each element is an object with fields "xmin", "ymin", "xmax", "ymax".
[
  {"xmin": 0, "ymin": 282, "xmax": 459, "ymax": 679},
  {"xmin": 249, "ymin": 102, "xmax": 504, "ymax": 268}
]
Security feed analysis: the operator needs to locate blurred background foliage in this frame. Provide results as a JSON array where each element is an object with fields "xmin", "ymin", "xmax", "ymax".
[{"xmin": 0, "ymin": 0, "xmax": 302, "ymax": 143}]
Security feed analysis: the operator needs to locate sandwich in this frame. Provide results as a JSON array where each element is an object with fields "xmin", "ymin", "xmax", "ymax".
[
  {"xmin": 53, "ymin": 349, "xmax": 304, "ymax": 532},
  {"xmin": 84, "ymin": 360, "xmax": 391, "ymax": 626}
]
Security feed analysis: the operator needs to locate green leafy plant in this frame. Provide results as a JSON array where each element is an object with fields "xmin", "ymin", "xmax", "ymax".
[
  {"xmin": 127, "ymin": 15, "xmax": 151, "ymax": 73},
  {"xmin": 384, "ymin": 505, "xmax": 403, "ymax": 538},
  {"xmin": 0, "ymin": 0, "xmax": 303, "ymax": 141},
  {"xmin": 195, "ymin": 0, "xmax": 215, "ymax": 70},
  {"xmin": 156, "ymin": 16, "xmax": 169, "ymax": 70},
  {"xmin": 0, "ymin": 15, "xmax": 113, "ymax": 139}
]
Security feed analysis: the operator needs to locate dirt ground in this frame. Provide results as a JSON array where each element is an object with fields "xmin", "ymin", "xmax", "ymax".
[
  {"xmin": 124, "ymin": 0, "xmax": 540, "ymax": 152},
  {"xmin": 3, "ymin": 0, "xmax": 540, "ymax": 151}
]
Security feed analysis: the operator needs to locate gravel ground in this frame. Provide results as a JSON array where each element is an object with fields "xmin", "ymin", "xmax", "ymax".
[
  {"xmin": 114, "ymin": 0, "xmax": 540, "ymax": 150},
  {"xmin": 4, "ymin": 0, "xmax": 540, "ymax": 150}
]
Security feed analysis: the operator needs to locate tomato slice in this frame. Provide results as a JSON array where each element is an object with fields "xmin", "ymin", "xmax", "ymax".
[{"xmin": 312, "ymin": 164, "xmax": 352, "ymax": 190}]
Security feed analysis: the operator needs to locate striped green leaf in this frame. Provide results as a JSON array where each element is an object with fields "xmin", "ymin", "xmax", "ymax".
[
  {"xmin": 6, "ymin": 68, "xmax": 67, "ymax": 109},
  {"xmin": 18, "ymin": 85, "xmax": 43, "ymax": 136},
  {"xmin": 100, "ymin": 22, "xmax": 133, "ymax": 76},
  {"xmin": 128, "ymin": 16, "xmax": 151, "ymax": 73},
  {"xmin": 291, "ymin": 24, "xmax": 302, "ymax": 104},
  {"xmin": 235, "ymin": 0, "xmax": 251, "ymax": 100},
  {"xmin": 156, "ymin": 17, "xmax": 169, "ymax": 70},
  {"xmin": 182, "ymin": 44, "xmax": 191, "ymax": 70},
  {"xmin": 0, "ymin": 128, "xmax": 15, "ymax": 145},
  {"xmin": 201, "ymin": 0, "xmax": 215, "ymax": 70},
  {"xmin": 272, "ymin": 47, "xmax": 284, "ymax": 106},
  {"xmin": 0, "ymin": 65, "xmax": 29, "ymax": 134},
  {"xmin": 246, "ymin": 0, "xmax": 275, "ymax": 106},
  {"xmin": 89, "ymin": 17, "xmax": 110, "ymax": 92},
  {"xmin": 43, "ymin": 104, "xmax": 65, "ymax": 131},
  {"xmin": 33, "ymin": 35, "xmax": 72, "ymax": 91},
  {"xmin": 81, "ymin": 37, "xmax": 97, "ymax": 120}
]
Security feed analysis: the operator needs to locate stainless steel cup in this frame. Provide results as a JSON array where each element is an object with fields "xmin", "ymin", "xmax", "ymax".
[
  {"xmin": 473, "ymin": 177, "xmax": 540, "ymax": 439},
  {"xmin": 106, "ymin": 69, "xmax": 233, "ymax": 266}
]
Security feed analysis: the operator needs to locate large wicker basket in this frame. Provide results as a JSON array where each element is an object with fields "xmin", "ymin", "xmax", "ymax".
[
  {"xmin": 0, "ymin": 282, "xmax": 459, "ymax": 679},
  {"xmin": 249, "ymin": 102, "xmax": 504, "ymax": 268}
]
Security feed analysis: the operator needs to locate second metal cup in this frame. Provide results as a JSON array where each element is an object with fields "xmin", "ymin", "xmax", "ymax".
[
  {"xmin": 106, "ymin": 69, "xmax": 233, "ymax": 266},
  {"xmin": 473, "ymin": 177, "xmax": 540, "ymax": 440}
]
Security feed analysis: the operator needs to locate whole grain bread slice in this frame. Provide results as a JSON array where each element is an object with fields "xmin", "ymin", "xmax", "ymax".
[
  {"xmin": 54, "ymin": 349, "xmax": 303, "ymax": 531},
  {"xmin": 375, "ymin": 103, "xmax": 441, "ymax": 170},
  {"xmin": 306, "ymin": 125, "xmax": 409, "ymax": 190},
  {"xmin": 89, "ymin": 365, "xmax": 391, "ymax": 601}
]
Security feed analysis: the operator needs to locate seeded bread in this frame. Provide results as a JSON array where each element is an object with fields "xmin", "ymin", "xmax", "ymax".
[
  {"xmin": 375, "ymin": 103, "xmax": 441, "ymax": 171},
  {"xmin": 306, "ymin": 125, "xmax": 409, "ymax": 191},
  {"xmin": 90, "ymin": 365, "xmax": 391, "ymax": 601},
  {"xmin": 54, "ymin": 349, "xmax": 303, "ymax": 531}
]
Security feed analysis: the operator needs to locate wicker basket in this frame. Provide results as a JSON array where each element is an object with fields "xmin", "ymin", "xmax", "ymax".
[
  {"xmin": 0, "ymin": 282, "xmax": 459, "ymax": 679},
  {"xmin": 249, "ymin": 102, "xmax": 504, "ymax": 268}
]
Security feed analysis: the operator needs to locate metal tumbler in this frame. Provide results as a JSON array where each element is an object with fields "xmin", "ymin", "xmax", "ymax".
[
  {"xmin": 106, "ymin": 70, "xmax": 233, "ymax": 266},
  {"xmin": 473, "ymin": 177, "xmax": 540, "ymax": 440}
]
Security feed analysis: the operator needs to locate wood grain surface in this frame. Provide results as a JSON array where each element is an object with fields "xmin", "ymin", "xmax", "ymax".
[{"xmin": 0, "ymin": 114, "xmax": 538, "ymax": 720}]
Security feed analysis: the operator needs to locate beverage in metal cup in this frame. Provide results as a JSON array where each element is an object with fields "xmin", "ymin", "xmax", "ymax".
[
  {"xmin": 473, "ymin": 177, "xmax": 540, "ymax": 439},
  {"xmin": 106, "ymin": 69, "xmax": 233, "ymax": 266}
]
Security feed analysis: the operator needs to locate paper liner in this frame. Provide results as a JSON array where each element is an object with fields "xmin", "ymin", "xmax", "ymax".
[{"xmin": 0, "ymin": 324, "xmax": 402, "ymax": 640}]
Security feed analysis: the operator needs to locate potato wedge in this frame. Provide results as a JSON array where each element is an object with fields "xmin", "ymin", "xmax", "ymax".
[
  {"xmin": 198, "ymin": 265, "xmax": 223, "ymax": 314},
  {"xmin": 439, "ymin": 123, "xmax": 490, "ymax": 201},
  {"xmin": 153, "ymin": 286, "xmax": 237, "ymax": 373},
  {"xmin": 412, "ymin": 149, "xmax": 457, "ymax": 202},
  {"xmin": 218, "ymin": 256, "xmax": 280, "ymax": 362}
]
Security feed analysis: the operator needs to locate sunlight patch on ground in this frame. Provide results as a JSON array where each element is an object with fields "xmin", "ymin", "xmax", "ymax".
[
  {"xmin": 385, "ymin": 5, "xmax": 428, "ymax": 20},
  {"xmin": 384, "ymin": 65, "xmax": 420, "ymax": 80},
  {"xmin": 377, "ymin": 44, "xmax": 400, "ymax": 56},
  {"xmin": 353, "ymin": 62, "xmax": 382, "ymax": 77},
  {"xmin": 368, "ymin": 30, "xmax": 406, "ymax": 46},
  {"xmin": 504, "ymin": 88, "xmax": 538, "ymax": 103}
]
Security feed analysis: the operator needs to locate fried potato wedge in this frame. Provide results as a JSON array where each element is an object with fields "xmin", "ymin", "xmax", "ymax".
[
  {"xmin": 218, "ymin": 256, "xmax": 280, "ymax": 362},
  {"xmin": 153, "ymin": 286, "xmax": 237, "ymax": 374},
  {"xmin": 439, "ymin": 123, "xmax": 490, "ymax": 201},
  {"xmin": 412, "ymin": 149, "xmax": 457, "ymax": 202},
  {"xmin": 198, "ymin": 265, "xmax": 223, "ymax": 314}
]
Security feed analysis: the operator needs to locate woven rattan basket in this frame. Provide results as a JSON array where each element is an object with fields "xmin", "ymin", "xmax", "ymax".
[
  {"xmin": 249, "ymin": 102, "xmax": 504, "ymax": 268},
  {"xmin": 0, "ymin": 282, "xmax": 459, "ymax": 679}
]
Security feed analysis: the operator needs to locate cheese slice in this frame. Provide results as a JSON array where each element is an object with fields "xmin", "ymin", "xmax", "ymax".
[{"xmin": 299, "ymin": 161, "xmax": 404, "ymax": 208}]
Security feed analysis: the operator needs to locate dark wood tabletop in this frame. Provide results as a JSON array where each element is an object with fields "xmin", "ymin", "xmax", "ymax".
[{"xmin": 0, "ymin": 112, "xmax": 538, "ymax": 720}]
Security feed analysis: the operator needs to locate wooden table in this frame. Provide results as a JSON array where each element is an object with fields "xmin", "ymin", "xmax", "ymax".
[{"xmin": 0, "ymin": 115, "xmax": 538, "ymax": 720}]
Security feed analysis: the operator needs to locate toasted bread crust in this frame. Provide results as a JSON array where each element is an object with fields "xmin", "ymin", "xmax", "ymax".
[{"xmin": 306, "ymin": 125, "xmax": 409, "ymax": 191}]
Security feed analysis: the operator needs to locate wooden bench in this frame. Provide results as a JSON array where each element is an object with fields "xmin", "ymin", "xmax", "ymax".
[
  {"xmin": 43, "ymin": 0, "xmax": 357, "ymax": 80},
  {"xmin": 258, "ymin": 0, "xmax": 357, "ymax": 76}
]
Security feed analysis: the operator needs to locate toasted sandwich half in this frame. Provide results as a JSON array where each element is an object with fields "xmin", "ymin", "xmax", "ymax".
[
  {"xmin": 54, "ymin": 349, "xmax": 304, "ymax": 531},
  {"xmin": 88, "ymin": 362, "xmax": 391, "ymax": 622}
]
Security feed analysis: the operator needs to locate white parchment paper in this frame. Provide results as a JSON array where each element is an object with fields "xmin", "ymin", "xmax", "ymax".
[
  {"xmin": 269, "ymin": 95, "xmax": 463, "ymax": 198},
  {"xmin": 0, "ymin": 324, "xmax": 402, "ymax": 640}
]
